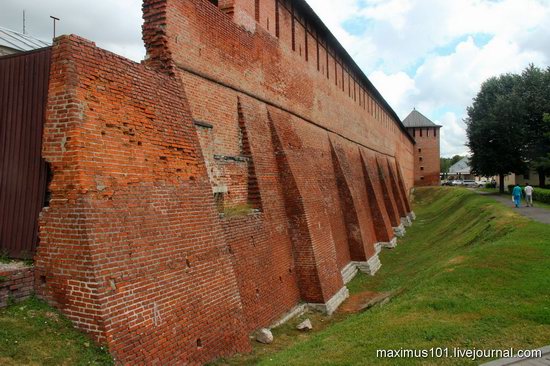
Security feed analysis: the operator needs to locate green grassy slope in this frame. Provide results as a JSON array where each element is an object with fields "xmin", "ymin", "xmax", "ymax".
[
  {"xmin": 235, "ymin": 187, "xmax": 550, "ymax": 365},
  {"xmin": 2, "ymin": 188, "xmax": 549, "ymax": 365},
  {"xmin": 0, "ymin": 297, "xmax": 113, "ymax": 365}
]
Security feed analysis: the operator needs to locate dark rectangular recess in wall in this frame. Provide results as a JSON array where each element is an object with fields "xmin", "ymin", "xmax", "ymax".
[
  {"xmin": 194, "ymin": 120, "xmax": 214, "ymax": 129},
  {"xmin": 275, "ymin": 0, "xmax": 280, "ymax": 37}
]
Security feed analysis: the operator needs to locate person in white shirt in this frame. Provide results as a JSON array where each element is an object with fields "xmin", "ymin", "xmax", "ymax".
[{"xmin": 524, "ymin": 183, "xmax": 534, "ymax": 207}]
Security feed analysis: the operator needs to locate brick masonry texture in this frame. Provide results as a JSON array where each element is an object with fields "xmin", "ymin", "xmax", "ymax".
[
  {"xmin": 0, "ymin": 265, "xmax": 34, "ymax": 308},
  {"xmin": 407, "ymin": 127, "xmax": 441, "ymax": 186},
  {"xmin": 32, "ymin": 0, "xmax": 417, "ymax": 364},
  {"xmin": 36, "ymin": 35, "xmax": 249, "ymax": 364}
]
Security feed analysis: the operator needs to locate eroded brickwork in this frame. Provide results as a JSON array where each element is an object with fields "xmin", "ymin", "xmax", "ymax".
[
  {"xmin": 32, "ymin": 0, "xmax": 417, "ymax": 364},
  {"xmin": 0, "ymin": 265, "xmax": 34, "ymax": 308},
  {"xmin": 36, "ymin": 35, "xmax": 249, "ymax": 364}
]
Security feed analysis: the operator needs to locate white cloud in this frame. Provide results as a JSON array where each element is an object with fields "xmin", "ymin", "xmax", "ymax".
[
  {"xmin": 438, "ymin": 112, "xmax": 469, "ymax": 158},
  {"xmin": 308, "ymin": 0, "xmax": 550, "ymax": 157},
  {"xmin": 0, "ymin": 0, "xmax": 145, "ymax": 61},
  {"xmin": 359, "ymin": 0, "xmax": 412, "ymax": 30},
  {"xmin": 2, "ymin": 0, "xmax": 549, "ymax": 157},
  {"xmin": 368, "ymin": 70, "xmax": 418, "ymax": 116}
]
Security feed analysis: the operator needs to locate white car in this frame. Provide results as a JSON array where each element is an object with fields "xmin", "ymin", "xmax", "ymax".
[
  {"xmin": 476, "ymin": 179, "xmax": 489, "ymax": 187},
  {"xmin": 462, "ymin": 180, "xmax": 477, "ymax": 187},
  {"xmin": 451, "ymin": 180, "xmax": 463, "ymax": 186}
]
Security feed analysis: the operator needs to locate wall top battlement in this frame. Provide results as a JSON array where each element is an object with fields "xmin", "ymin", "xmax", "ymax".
[
  {"xmin": 240, "ymin": 0, "xmax": 412, "ymax": 139},
  {"xmin": 142, "ymin": 0, "xmax": 415, "ymax": 156}
]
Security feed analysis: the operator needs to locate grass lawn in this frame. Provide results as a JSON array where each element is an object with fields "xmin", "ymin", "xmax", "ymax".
[
  {"xmin": 1, "ymin": 187, "xmax": 548, "ymax": 365},
  {"xmin": 0, "ymin": 297, "xmax": 113, "ymax": 365},
  {"xmin": 220, "ymin": 187, "xmax": 550, "ymax": 365}
]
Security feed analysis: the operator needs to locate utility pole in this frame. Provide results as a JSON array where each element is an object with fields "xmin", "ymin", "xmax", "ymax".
[
  {"xmin": 50, "ymin": 15, "xmax": 59, "ymax": 39},
  {"xmin": 23, "ymin": 10, "xmax": 26, "ymax": 34}
]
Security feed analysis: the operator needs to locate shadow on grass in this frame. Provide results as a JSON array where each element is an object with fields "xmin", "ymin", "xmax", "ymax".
[{"xmin": 216, "ymin": 187, "xmax": 550, "ymax": 366}]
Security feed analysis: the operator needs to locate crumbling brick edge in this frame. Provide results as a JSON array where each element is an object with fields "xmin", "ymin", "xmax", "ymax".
[{"xmin": 0, "ymin": 265, "xmax": 34, "ymax": 308}]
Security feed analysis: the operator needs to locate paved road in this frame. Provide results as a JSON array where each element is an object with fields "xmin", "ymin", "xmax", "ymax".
[{"xmin": 475, "ymin": 191, "xmax": 550, "ymax": 225}]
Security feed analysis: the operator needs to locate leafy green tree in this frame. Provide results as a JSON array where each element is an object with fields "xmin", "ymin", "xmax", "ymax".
[
  {"xmin": 531, "ymin": 113, "xmax": 550, "ymax": 186},
  {"xmin": 440, "ymin": 158, "xmax": 451, "ymax": 175},
  {"xmin": 466, "ymin": 74, "xmax": 528, "ymax": 193},
  {"xmin": 517, "ymin": 65, "xmax": 550, "ymax": 187}
]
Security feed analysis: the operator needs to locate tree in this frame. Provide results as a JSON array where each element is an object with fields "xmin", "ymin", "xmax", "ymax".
[
  {"xmin": 531, "ymin": 113, "xmax": 550, "ymax": 186},
  {"xmin": 516, "ymin": 65, "xmax": 550, "ymax": 187},
  {"xmin": 466, "ymin": 74, "xmax": 528, "ymax": 193}
]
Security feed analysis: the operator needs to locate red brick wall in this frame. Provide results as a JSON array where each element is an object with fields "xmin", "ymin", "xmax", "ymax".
[
  {"xmin": 407, "ymin": 127, "xmax": 441, "ymax": 186},
  {"xmin": 142, "ymin": 0, "xmax": 415, "ymax": 190},
  {"xmin": 30, "ymin": 1, "xmax": 417, "ymax": 364},
  {"xmin": 220, "ymin": 95, "xmax": 302, "ymax": 330},
  {"xmin": 35, "ymin": 35, "xmax": 249, "ymax": 364},
  {"xmin": 141, "ymin": 0, "xmax": 415, "ymax": 334},
  {"xmin": 0, "ymin": 265, "xmax": 34, "ymax": 308}
]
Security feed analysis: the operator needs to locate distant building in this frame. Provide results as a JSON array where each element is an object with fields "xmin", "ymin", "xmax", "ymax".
[
  {"xmin": 403, "ymin": 109, "xmax": 442, "ymax": 186},
  {"xmin": 0, "ymin": 26, "xmax": 50, "ymax": 56},
  {"xmin": 448, "ymin": 157, "xmax": 475, "ymax": 181},
  {"xmin": 497, "ymin": 171, "xmax": 550, "ymax": 187}
]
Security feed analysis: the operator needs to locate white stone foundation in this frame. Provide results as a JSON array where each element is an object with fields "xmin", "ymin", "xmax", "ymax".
[
  {"xmin": 401, "ymin": 216, "xmax": 412, "ymax": 227},
  {"xmin": 308, "ymin": 286, "xmax": 349, "ymax": 315},
  {"xmin": 408, "ymin": 211, "xmax": 416, "ymax": 221},
  {"xmin": 270, "ymin": 303, "xmax": 307, "ymax": 328},
  {"xmin": 393, "ymin": 223, "xmax": 406, "ymax": 237},
  {"xmin": 353, "ymin": 254, "xmax": 381, "ymax": 276},
  {"xmin": 340, "ymin": 262, "xmax": 358, "ymax": 285},
  {"xmin": 380, "ymin": 237, "xmax": 397, "ymax": 249},
  {"xmin": 341, "ymin": 253, "xmax": 382, "ymax": 285}
]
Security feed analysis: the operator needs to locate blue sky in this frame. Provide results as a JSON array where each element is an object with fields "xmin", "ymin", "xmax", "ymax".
[
  {"xmin": 307, "ymin": 0, "xmax": 550, "ymax": 156},
  {"xmin": 1, "ymin": 0, "xmax": 549, "ymax": 157}
]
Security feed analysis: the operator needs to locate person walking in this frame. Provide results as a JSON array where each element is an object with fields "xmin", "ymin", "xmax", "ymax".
[
  {"xmin": 512, "ymin": 184, "xmax": 522, "ymax": 208},
  {"xmin": 524, "ymin": 183, "xmax": 534, "ymax": 207}
]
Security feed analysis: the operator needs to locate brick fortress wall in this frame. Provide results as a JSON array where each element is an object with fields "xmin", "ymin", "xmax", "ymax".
[
  {"xmin": 32, "ymin": 0, "xmax": 417, "ymax": 364},
  {"xmin": 35, "ymin": 35, "xmax": 249, "ymax": 364},
  {"xmin": 142, "ymin": 0, "xmax": 415, "ymax": 336},
  {"xmin": 407, "ymin": 126, "xmax": 441, "ymax": 186}
]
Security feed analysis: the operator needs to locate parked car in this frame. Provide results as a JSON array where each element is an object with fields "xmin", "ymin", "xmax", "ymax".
[
  {"xmin": 451, "ymin": 180, "xmax": 463, "ymax": 186},
  {"xmin": 476, "ymin": 178, "xmax": 489, "ymax": 187},
  {"xmin": 462, "ymin": 180, "xmax": 477, "ymax": 187}
]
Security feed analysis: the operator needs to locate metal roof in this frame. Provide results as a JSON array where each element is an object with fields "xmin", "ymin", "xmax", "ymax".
[
  {"xmin": 449, "ymin": 157, "xmax": 471, "ymax": 174},
  {"xmin": 403, "ymin": 109, "xmax": 441, "ymax": 128},
  {"xmin": 0, "ymin": 26, "xmax": 50, "ymax": 52}
]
